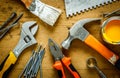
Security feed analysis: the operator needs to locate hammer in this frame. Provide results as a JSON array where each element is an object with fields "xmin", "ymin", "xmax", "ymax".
[{"xmin": 62, "ymin": 18, "xmax": 120, "ymax": 69}]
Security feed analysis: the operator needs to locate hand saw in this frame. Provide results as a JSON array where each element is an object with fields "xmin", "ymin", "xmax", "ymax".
[{"xmin": 64, "ymin": 0, "xmax": 117, "ymax": 17}]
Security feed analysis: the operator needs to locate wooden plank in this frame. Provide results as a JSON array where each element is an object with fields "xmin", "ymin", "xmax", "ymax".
[{"xmin": 0, "ymin": 0, "xmax": 120, "ymax": 78}]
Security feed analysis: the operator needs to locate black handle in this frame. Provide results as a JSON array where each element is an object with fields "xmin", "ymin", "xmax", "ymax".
[
  {"xmin": 0, "ymin": 54, "xmax": 15, "ymax": 78},
  {"xmin": 57, "ymin": 70, "xmax": 63, "ymax": 78},
  {"xmin": 115, "ymin": 58, "xmax": 120, "ymax": 70},
  {"xmin": 0, "ymin": 55, "xmax": 9, "ymax": 71},
  {"xmin": 0, "ymin": 51, "xmax": 17, "ymax": 78},
  {"xmin": 2, "ymin": 64, "xmax": 14, "ymax": 78}
]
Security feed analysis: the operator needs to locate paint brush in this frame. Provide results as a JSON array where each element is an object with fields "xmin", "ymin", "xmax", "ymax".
[{"xmin": 21, "ymin": 0, "xmax": 61, "ymax": 26}]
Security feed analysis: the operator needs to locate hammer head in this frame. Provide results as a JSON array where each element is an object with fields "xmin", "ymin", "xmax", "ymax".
[{"xmin": 62, "ymin": 18, "xmax": 101, "ymax": 49}]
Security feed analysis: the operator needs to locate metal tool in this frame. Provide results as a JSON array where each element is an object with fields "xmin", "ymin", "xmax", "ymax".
[
  {"xmin": 64, "ymin": 0, "xmax": 117, "ymax": 17},
  {"xmin": 103, "ymin": 9, "xmax": 120, "ymax": 17},
  {"xmin": 21, "ymin": 0, "xmax": 61, "ymax": 26},
  {"xmin": 0, "ymin": 12, "xmax": 23, "ymax": 39},
  {"xmin": 18, "ymin": 44, "xmax": 45, "ymax": 78},
  {"xmin": 87, "ymin": 57, "xmax": 107, "ymax": 78},
  {"xmin": 48, "ymin": 38, "xmax": 81, "ymax": 78},
  {"xmin": 62, "ymin": 18, "xmax": 120, "ymax": 69},
  {"xmin": 0, "ymin": 12, "xmax": 16, "ymax": 29},
  {"xmin": 0, "ymin": 21, "xmax": 38, "ymax": 78}
]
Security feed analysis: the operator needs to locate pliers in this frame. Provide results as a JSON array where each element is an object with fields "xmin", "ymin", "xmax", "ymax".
[
  {"xmin": 0, "ymin": 12, "xmax": 23, "ymax": 39},
  {"xmin": 48, "ymin": 38, "xmax": 81, "ymax": 78}
]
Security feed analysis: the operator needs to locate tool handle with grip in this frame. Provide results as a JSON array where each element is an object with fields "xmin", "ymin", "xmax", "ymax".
[
  {"xmin": 84, "ymin": 34, "xmax": 119, "ymax": 65},
  {"xmin": 53, "ymin": 61, "xmax": 66, "ymax": 78},
  {"xmin": 0, "ymin": 51, "xmax": 17, "ymax": 78},
  {"xmin": 62, "ymin": 57, "xmax": 81, "ymax": 78}
]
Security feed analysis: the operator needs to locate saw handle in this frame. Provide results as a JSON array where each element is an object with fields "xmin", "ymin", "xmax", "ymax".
[
  {"xmin": 53, "ymin": 61, "xmax": 66, "ymax": 78},
  {"xmin": 62, "ymin": 57, "xmax": 81, "ymax": 78},
  {"xmin": 0, "ymin": 51, "xmax": 17, "ymax": 78},
  {"xmin": 84, "ymin": 34, "xmax": 119, "ymax": 65}
]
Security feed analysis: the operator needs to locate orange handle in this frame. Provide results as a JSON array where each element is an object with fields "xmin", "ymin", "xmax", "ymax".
[
  {"xmin": 62, "ymin": 57, "xmax": 81, "ymax": 78},
  {"xmin": 53, "ymin": 61, "xmax": 66, "ymax": 78},
  {"xmin": 84, "ymin": 34, "xmax": 119, "ymax": 65},
  {"xmin": 21, "ymin": 0, "xmax": 33, "ymax": 8}
]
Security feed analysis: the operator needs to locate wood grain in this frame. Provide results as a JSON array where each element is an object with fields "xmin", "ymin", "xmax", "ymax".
[{"xmin": 0, "ymin": 0, "xmax": 120, "ymax": 78}]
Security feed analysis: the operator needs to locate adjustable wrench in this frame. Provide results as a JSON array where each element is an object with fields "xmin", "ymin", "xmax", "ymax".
[
  {"xmin": 0, "ymin": 21, "xmax": 38, "ymax": 78},
  {"xmin": 62, "ymin": 18, "xmax": 120, "ymax": 69}
]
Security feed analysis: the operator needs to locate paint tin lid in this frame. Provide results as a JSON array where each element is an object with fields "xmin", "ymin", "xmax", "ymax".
[{"xmin": 101, "ymin": 16, "xmax": 120, "ymax": 45}]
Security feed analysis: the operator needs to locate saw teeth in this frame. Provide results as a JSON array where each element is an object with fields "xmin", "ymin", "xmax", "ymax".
[
  {"xmin": 65, "ymin": 0, "xmax": 118, "ymax": 17},
  {"xmin": 73, "ymin": 12, "xmax": 77, "ymax": 15}
]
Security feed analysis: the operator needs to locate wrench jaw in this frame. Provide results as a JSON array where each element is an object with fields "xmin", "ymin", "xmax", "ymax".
[
  {"xmin": 13, "ymin": 21, "xmax": 38, "ymax": 58},
  {"xmin": 22, "ymin": 21, "xmax": 38, "ymax": 36}
]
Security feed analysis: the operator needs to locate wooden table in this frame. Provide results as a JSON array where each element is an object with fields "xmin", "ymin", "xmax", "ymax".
[{"xmin": 0, "ymin": 0, "xmax": 120, "ymax": 78}]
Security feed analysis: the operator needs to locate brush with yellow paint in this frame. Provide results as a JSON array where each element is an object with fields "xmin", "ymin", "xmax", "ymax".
[{"xmin": 101, "ymin": 16, "xmax": 120, "ymax": 45}]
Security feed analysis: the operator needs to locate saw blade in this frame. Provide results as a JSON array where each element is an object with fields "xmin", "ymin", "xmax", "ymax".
[{"xmin": 64, "ymin": 0, "xmax": 117, "ymax": 17}]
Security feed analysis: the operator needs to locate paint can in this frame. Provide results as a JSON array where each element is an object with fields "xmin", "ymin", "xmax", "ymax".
[{"xmin": 101, "ymin": 16, "xmax": 120, "ymax": 45}]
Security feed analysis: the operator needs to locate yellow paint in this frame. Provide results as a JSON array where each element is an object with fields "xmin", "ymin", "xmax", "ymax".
[{"xmin": 104, "ymin": 20, "xmax": 120, "ymax": 42}]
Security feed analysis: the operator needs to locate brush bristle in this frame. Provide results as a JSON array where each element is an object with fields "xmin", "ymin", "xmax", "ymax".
[{"xmin": 28, "ymin": 0, "xmax": 61, "ymax": 26}]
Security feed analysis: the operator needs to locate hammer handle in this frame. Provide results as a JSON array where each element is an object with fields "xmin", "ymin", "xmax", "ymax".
[{"xmin": 84, "ymin": 34, "xmax": 119, "ymax": 65}]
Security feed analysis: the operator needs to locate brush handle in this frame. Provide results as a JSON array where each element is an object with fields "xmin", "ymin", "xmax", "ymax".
[{"xmin": 21, "ymin": 0, "xmax": 33, "ymax": 8}]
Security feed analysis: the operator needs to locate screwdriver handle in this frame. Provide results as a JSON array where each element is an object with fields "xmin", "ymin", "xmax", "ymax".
[
  {"xmin": 53, "ymin": 61, "xmax": 66, "ymax": 78},
  {"xmin": 0, "ymin": 51, "xmax": 17, "ymax": 78},
  {"xmin": 62, "ymin": 57, "xmax": 81, "ymax": 78}
]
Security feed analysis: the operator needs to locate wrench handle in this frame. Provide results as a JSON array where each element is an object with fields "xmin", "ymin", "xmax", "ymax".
[
  {"xmin": 84, "ymin": 34, "xmax": 119, "ymax": 65},
  {"xmin": 0, "ymin": 51, "xmax": 17, "ymax": 78}
]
